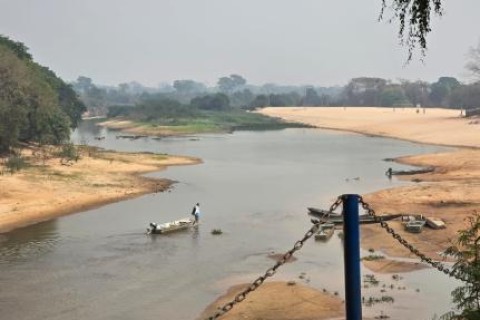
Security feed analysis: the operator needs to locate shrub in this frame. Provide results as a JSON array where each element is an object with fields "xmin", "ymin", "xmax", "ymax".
[{"xmin": 4, "ymin": 154, "xmax": 28, "ymax": 173}]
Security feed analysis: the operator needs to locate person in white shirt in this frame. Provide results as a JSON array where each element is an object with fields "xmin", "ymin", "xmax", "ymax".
[{"xmin": 192, "ymin": 203, "xmax": 200, "ymax": 224}]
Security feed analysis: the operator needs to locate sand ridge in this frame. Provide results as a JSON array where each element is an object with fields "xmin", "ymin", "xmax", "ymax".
[{"xmin": 0, "ymin": 146, "xmax": 200, "ymax": 233}]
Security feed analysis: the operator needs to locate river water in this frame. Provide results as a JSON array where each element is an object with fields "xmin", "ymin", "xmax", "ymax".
[{"xmin": 0, "ymin": 121, "xmax": 460, "ymax": 320}]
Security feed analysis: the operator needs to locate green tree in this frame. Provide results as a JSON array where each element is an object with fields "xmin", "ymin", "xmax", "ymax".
[
  {"xmin": 191, "ymin": 93, "xmax": 230, "ymax": 111},
  {"xmin": 450, "ymin": 83, "xmax": 480, "ymax": 110},
  {"xmin": 344, "ymin": 77, "xmax": 387, "ymax": 106},
  {"xmin": 304, "ymin": 87, "xmax": 321, "ymax": 106},
  {"xmin": 0, "ymin": 46, "xmax": 31, "ymax": 153},
  {"xmin": 250, "ymin": 94, "xmax": 269, "ymax": 109},
  {"xmin": 217, "ymin": 74, "xmax": 247, "ymax": 93},
  {"xmin": 173, "ymin": 79, "xmax": 206, "ymax": 94},
  {"xmin": 0, "ymin": 35, "xmax": 84, "ymax": 153},
  {"xmin": 430, "ymin": 77, "xmax": 460, "ymax": 107},
  {"xmin": 33, "ymin": 66, "xmax": 85, "ymax": 128},
  {"xmin": 230, "ymin": 89, "xmax": 255, "ymax": 108},
  {"xmin": 401, "ymin": 80, "xmax": 430, "ymax": 107},
  {"xmin": 73, "ymin": 76, "xmax": 94, "ymax": 94},
  {"xmin": 379, "ymin": 85, "xmax": 409, "ymax": 106},
  {"xmin": 443, "ymin": 213, "xmax": 480, "ymax": 320},
  {"xmin": 0, "ymin": 34, "xmax": 32, "ymax": 60},
  {"xmin": 269, "ymin": 93, "xmax": 300, "ymax": 107}
]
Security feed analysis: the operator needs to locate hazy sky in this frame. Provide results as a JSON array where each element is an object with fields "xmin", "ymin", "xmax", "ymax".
[{"xmin": 1, "ymin": 0, "xmax": 479, "ymax": 87}]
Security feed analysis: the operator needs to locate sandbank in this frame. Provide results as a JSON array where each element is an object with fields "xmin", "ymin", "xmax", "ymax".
[
  {"xmin": 99, "ymin": 119, "xmax": 220, "ymax": 136},
  {"xmin": 258, "ymin": 106, "xmax": 478, "ymax": 148},
  {"xmin": 258, "ymin": 107, "xmax": 480, "ymax": 265},
  {"xmin": 197, "ymin": 281, "xmax": 345, "ymax": 320},
  {"xmin": 0, "ymin": 146, "xmax": 200, "ymax": 233}
]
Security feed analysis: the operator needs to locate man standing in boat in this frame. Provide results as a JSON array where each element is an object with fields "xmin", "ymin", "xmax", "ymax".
[{"xmin": 192, "ymin": 203, "xmax": 200, "ymax": 225}]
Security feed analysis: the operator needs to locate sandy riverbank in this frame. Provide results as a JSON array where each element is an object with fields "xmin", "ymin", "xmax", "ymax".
[
  {"xmin": 197, "ymin": 281, "xmax": 346, "ymax": 320},
  {"xmin": 0, "ymin": 145, "xmax": 200, "ymax": 233},
  {"xmin": 258, "ymin": 107, "xmax": 480, "ymax": 263}
]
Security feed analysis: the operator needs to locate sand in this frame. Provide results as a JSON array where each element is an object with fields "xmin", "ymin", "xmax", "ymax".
[
  {"xmin": 258, "ymin": 106, "xmax": 480, "ymax": 263},
  {"xmin": 197, "ymin": 282, "xmax": 345, "ymax": 320},
  {"xmin": 259, "ymin": 106, "xmax": 478, "ymax": 148},
  {"xmin": 0, "ymin": 145, "xmax": 200, "ymax": 233}
]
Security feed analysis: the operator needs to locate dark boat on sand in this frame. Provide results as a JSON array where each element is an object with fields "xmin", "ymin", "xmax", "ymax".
[{"xmin": 307, "ymin": 207, "xmax": 402, "ymax": 225}]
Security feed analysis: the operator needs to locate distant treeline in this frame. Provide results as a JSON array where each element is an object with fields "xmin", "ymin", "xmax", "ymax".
[
  {"xmin": 73, "ymin": 75, "xmax": 342, "ymax": 116},
  {"xmin": 107, "ymin": 92, "xmax": 309, "ymax": 133},
  {"xmin": 341, "ymin": 77, "xmax": 479, "ymax": 109},
  {"xmin": 75, "ymin": 73, "xmax": 480, "ymax": 118},
  {"xmin": 0, "ymin": 35, "xmax": 85, "ymax": 154}
]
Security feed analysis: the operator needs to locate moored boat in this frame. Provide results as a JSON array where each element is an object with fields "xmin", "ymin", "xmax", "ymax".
[
  {"xmin": 307, "ymin": 207, "xmax": 402, "ymax": 225},
  {"xmin": 314, "ymin": 223, "xmax": 335, "ymax": 241},
  {"xmin": 425, "ymin": 216, "xmax": 446, "ymax": 229},
  {"xmin": 404, "ymin": 220, "xmax": 426, "ymax": 233},
  {"xmin": 147, "ymin": 218, "xmax": 195, "ymax": 234}
]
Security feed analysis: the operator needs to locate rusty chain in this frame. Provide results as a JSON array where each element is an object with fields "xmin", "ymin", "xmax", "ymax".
[
  {"xmin": 205, "ymin": 196, "xmax": 343, "ymax": 320},
  {"xmin": 358, "ymin": 196, "xmax": 470, "ymax": 283}
]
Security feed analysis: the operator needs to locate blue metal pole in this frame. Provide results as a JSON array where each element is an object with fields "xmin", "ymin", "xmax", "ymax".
[{"xmin": 342, "ymin": 194, "xmax": 362, "ymax": 320}]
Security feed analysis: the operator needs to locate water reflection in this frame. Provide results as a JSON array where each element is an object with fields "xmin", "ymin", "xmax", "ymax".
[
  {"xmin": 0, "ymin": 220, "xmax": 59, "ymax": 264},
  {"xmin": 74, "ymin": 118, "xmax": 105, "ymax": 141}
]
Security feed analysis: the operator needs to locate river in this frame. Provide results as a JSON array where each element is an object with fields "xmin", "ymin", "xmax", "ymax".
[{"xmin": 0, "ymin": 121, "xmax": 459, "ymax": 320}]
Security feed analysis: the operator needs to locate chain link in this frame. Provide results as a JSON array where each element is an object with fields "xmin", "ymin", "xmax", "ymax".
[
  {"xmin": 205, "ymin": 195, "xmax": 471, "ymax": 319},
  {"xmin": 358, "ymin": 196, "xmax": 470, "ymax": 283},
  {"xmin": 206, "ymin": 197, "xmax": 343, "ymax": 320}
]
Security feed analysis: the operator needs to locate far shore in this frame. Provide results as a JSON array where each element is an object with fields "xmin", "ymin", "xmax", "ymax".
[{"xmin": 0, "ymin": 145, "xmax": 200, "ymax": 233}]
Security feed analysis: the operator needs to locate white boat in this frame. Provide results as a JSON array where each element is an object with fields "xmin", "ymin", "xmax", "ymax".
[
  {"xmin": 147, "ymin": 218, "xmax": 195, "ymax": 234},
  {"xmin": 425, "ymin": 217, "xmax": 446, "ymax": 229},
  {"xmin": 314, "ymin": 223, "xmax": 335, "ymax": 241}
]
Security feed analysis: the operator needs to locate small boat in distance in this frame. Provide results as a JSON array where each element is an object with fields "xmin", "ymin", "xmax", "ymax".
[
  {"xmin": 147, "ymin": 218, "xmax": 195, "ymax": 234},
  {"xmin": 308, "ymin": 207, "xmax": 402, "ymax": 225}
]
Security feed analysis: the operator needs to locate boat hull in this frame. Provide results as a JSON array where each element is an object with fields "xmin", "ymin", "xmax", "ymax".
[
  {"xmin": 307, "ymin": 207, "xmax": 402, "ymax": 225},
  {"xmin": 314, "ymin": 224, "xmax": 335, "ymax": 241},
  {"xmin": 147, "ymin": 218, "xmax": 195, "ymax": 234}
]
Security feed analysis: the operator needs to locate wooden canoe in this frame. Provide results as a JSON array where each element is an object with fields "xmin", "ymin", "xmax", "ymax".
[{"xmin": 147, "ymin": 218, "xmax": 195, "ymax": 234}]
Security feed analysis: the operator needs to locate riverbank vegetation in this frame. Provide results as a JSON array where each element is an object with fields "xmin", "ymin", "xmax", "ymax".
[
  {"xmin": 103, "ymin": 93, "xmax": 310, "ymax": 136},
  {"xmin": 442, "ymin": 213, "xmax": 480, "ymax": 320},
  {"xmin": 0, "ymin": 35, "xmax": 85, "ymax": 154},
  {"xmin": 75, "ymin": 73, "xmax": 480, "ymax": 117}
]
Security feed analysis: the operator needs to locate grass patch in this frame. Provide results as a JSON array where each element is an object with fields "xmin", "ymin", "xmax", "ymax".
[
  {"xmin": 211, "ymin": 228, "xmax": 223, "ymax": 235},
  {"xmin": 3, "ymin": 154, "xmax": 29, "ymax": 174},
  {"xmin": 118, "ymin": 109, "xmax": 310, "ymax": 135}
]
